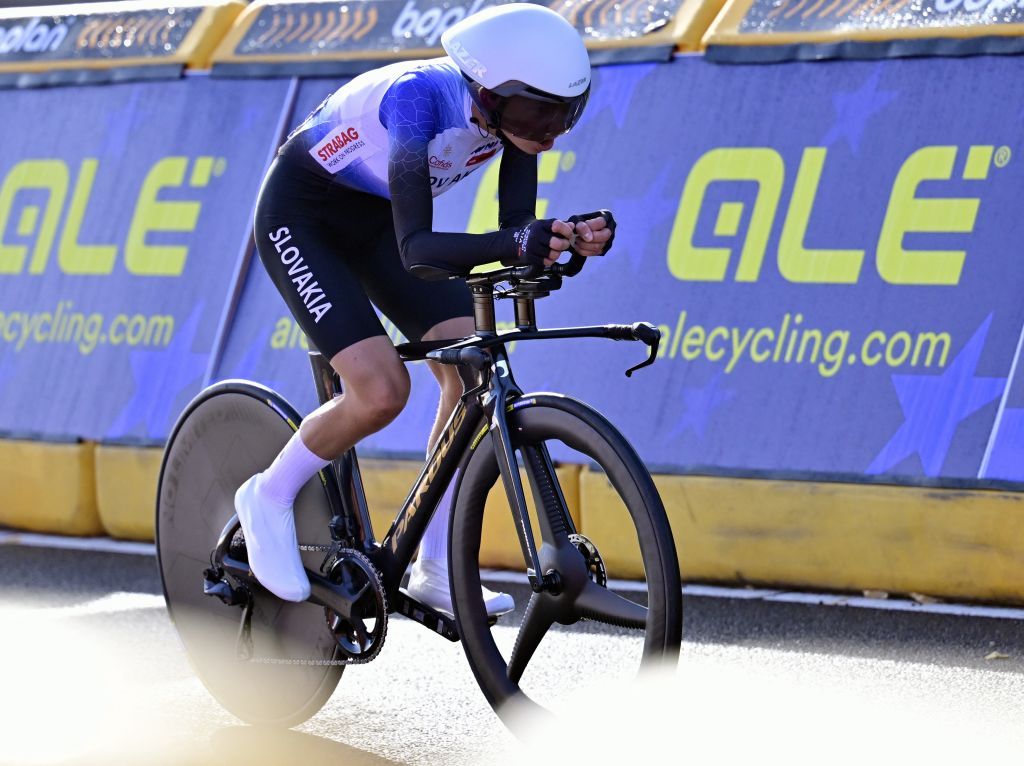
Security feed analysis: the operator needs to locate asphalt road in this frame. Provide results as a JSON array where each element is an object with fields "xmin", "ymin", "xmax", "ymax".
[{"xmin": 2, "ymin": 544, "xmax": 1024, "ymax": 765}]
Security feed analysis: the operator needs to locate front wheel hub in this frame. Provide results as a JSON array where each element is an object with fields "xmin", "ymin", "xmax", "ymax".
[{"xmin": 568, "ymin": 533, "xmax": 608, "ymax": 587}]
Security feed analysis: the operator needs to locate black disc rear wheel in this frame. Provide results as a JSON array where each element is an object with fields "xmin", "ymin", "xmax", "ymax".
[
  {"xmin": 156, "ymin": 381, "xmax": 343, "ymax": 727},
  {"xmin": 449, "ymin": 394, "xmax": 682, "ymax": 725}
]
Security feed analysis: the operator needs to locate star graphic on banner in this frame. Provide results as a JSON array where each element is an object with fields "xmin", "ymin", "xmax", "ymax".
[
  {"xmin": 609, "ymin": 167, "xmax": 679, "ymax": 271},
  {"xmin": 105, "ymin": 303, "xmax": 209, "ymax": 441},
  {"xmin": 102, "ymin": 89, "xmax": 142, "ymax": 158},
  {"xmin": 665, "ymin": 372, "xmax": 736, "ymax": 442},
  {"xmin": 226, "ymin": 327, "xmax": 269, "ymax": 379},
  {"xmin": 575, "ymin": 63, "xmax": 657, "ymax": 131},
  {"xmin": 221, "ymin": 326, "xmax": 289, "ymax": 393},
  {"xmin": 821, "ymin": 63, "xmax": 898, "ymax": 155},
  {"xmin": 225, "ymin": 325, "xmax": 270, "ymax": 380},
  {"xmin": 866, "ymin": 314, "xmax": 1006, "ymax": 477}
]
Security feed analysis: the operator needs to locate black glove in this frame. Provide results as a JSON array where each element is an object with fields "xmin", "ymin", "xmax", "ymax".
[
  {"xmin": 508, "ymin": 218, "xmax": 565, "ymax": 267},
  {"xmin": 566, "ymin": 209, "xmax": 616, "ymax": 255}
]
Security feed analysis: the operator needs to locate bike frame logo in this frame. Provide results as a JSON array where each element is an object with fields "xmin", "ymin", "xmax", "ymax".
[
  {"xmin": 390, "ymin": 404, "xmax": 467, "ymax": 552},
  {"xmin": 0, "ymin": 155, "xmax": 225, "ymax": 276},
  {"xmin": 667, "ymin": 144, "xmax": 1001, "ymax": 286}
]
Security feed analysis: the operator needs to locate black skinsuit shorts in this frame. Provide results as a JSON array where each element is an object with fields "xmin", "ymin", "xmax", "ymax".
[{"xmin": 253, "ymin": 154, "xmax": 473, "ymax": 360}]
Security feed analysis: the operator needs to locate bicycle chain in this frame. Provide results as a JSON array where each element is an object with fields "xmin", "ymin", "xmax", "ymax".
[
  {"xmin": 247, "ymin": 654, "xmax": 371, "ymax": 666},
  {"xmin": 243, "ymin": 546, "xmax": 387, "ymax": 667}
]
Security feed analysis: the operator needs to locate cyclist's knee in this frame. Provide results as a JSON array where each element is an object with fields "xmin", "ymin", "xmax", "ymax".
[
  {"xmin": 330, "ymin": 336, "xmax": 410, "ymax": 430},
  {"xmin": 353, "ymin": 371, "xmax": 410, "ymax": 429}
]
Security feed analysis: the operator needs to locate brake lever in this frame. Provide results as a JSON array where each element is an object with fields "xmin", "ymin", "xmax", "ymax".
[{"xmin": 624, "ymin": 322, "xmax": 661, "ymax": 377}]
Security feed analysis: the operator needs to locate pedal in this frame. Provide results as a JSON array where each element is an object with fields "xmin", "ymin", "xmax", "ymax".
[
  {"xmin": 393, "ymin": 588, "xmax": 460, "ymax": 642},
  {"xmin": 203, "ymin": 568, "xmax": 248, "ymax": 606}
]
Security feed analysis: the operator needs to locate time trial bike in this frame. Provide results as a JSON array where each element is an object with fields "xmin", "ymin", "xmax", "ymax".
[{"xmin": 155, "ymin": 253, "xmax": 683, "ymax": 729}]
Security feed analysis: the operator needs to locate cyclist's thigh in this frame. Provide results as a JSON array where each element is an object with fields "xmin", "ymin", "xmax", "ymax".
[
  {"xmin": 343, "ymin": 197, "xmax": 473, "ymax": 344},
  {"xmin": 254, "ymin": 160, "xmax": 388, "ymax": 361}
]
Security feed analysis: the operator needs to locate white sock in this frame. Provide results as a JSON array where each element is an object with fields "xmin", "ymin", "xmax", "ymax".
[
  {"xmin": 418, "ymin": 474, "xmax": 457, "ymax": 563},
  {"xmin": 256, "ymin": 430, "xmax": 329, "ymax": 506}
]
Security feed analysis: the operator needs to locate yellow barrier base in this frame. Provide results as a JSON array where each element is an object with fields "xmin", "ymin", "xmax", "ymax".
[
  {"xmin": 358, "ymin": 458, "xmax": 423, "ymax": 543},
  {"xmin": 92, "ymin": 452, "xmax": 425, "ymax": 544},
  {"xmin": 19, "ymin": 442, "xmax": 1024, "ymax": 605},
  {"xmin": 0, "ymin": 439, "xmax": 101, "ymax": 536},
  {"xmin": 95, "ymin": 445, "xmax": 163, "ymax": 541},
  {"xmin": 582, "ymin": 471, "xmax": 1024, "ymax": 604}
]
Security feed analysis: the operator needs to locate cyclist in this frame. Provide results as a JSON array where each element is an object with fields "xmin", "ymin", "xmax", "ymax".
[{"xmin": 235, "ymin": 3, "xmax": 616, "ymax": 616}]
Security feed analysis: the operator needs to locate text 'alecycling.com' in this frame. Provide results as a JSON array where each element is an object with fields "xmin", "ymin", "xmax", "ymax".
[
  {"xmin": 0, "ymin": 302, "xmax": 174, "ymax": 354},
  {"xmin": 658, "ymin": 310, "xmax": 952, "ymax": 378}
]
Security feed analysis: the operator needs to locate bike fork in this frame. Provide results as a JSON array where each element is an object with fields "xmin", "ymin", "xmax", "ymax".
[{"xmin": 487, "ymin": 357, "xmax": 565, "ymax": 595}]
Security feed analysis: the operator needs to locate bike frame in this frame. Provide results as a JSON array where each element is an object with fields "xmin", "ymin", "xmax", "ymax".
[
  {"xmin": 211, "ymin": 263, "xmax": 659, "ymax": 641},
  {"xmin": 309, "ymin": 347, "xmax": 491, "ymax": 595}
]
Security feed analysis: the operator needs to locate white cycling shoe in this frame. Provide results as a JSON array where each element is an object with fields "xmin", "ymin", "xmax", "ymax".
[
  {"xmin": 407, "ymin": 558, "xmax": 515, "ymax": 618},
  {"xmin": 234, "ymin": 475, "xmax": 311, "ymax": 603}
]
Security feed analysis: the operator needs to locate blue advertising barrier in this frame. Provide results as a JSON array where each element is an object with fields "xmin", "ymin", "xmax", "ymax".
[
  {"xmin": 0, "ymin": 74, "xmax": 293, "ymax": 442},
  {"xmin": 215, "ymin": 55, "xmax": 1024, "ymax": 486},
  {"xmin": 6, "ymin": 54, "xmax": 1024, "ymax": 489}
]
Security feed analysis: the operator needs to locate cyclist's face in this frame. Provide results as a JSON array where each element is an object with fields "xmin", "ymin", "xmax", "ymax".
[
  {"xmin": 502, "ymin": 130, "xmax": 556, "ymax": 154},
  {"xmin": 469, "ymin": 104, "xmax": 556, "ymax": 154}
]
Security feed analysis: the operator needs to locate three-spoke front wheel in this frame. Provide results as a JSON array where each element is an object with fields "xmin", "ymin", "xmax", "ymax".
[{"xmin": 449, "ymin": 394, "xmax": 682, "ymax": 723}]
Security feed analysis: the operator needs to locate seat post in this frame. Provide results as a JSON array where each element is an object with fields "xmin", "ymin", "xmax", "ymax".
[{"xmin": 308, "ymin": 351, "xmax": 342, "ymax": 406}]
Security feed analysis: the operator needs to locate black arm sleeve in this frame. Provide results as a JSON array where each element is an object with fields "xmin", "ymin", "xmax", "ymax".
[
  {"xmin": 383, "ymin": 75, "xmax": 520, "ymax": 279},
  {"xmin": 497, "ymin": 137, "xmax": 538, "ymax": 230}
]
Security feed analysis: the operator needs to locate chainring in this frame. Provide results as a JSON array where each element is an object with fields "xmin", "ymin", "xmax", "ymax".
[{"xmin": 322, "ymin": 548, "xmax": 388, "ymax": 663}]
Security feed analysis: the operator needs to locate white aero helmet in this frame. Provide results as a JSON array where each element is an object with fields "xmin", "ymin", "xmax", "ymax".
[{"xmin": 440, "ymin": 3, "xmax": 591, "ymax": 142}]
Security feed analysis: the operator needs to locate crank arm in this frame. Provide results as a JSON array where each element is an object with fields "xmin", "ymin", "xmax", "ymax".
[
  {"xmin": 392, "ymin": 589, "xmax": 460, "ymax": 642},
  {"xmin": 220, "ymin": 554, "xmax": 360, "ymax": 617},
  {"xmin": 307, "ymin": 571, "xmax": 361, "ymax": 615},
  {"xmin": 213, "ymin": 514, "xmax": 361, "ymax": 616}
]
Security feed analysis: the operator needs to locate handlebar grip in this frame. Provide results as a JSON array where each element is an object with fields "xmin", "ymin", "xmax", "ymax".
[
  {"xmin": 606, "ymin": 324, "xmax": 635, "ymax": 341},
  {"xmin": 607, "ymin": 322, "xmax": 661, "ymax": 343},
  {"xmin": 427, "ymin": 347, "xmax": 490, "ymax": 369},
  {"xmin": 550, "ymin": 251, "xmax": 586, "ymax": 278},
  {"xmin": 512, "ymin": 264, "xmax": 545, "ymax": 280},
  {"xmin": 433, "ymin": 349, "xmax": 462, "ymax": 365}
]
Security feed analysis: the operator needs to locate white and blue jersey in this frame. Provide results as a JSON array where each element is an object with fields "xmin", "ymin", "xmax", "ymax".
[
  {"xmin": 287, "ymin": 58, "xmax": 503, "ymax": 199},
  {"xmin": 277, "ymin": 57, "xmax": 538, "ymax": 274}
]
